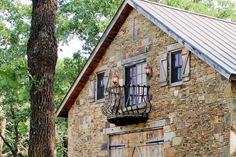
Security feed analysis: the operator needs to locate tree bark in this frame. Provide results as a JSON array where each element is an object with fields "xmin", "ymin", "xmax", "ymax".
[
  {"xmin": 0, "ymin": 106, "xmax": 6, "ymax": 157},
  {"xmin": 27, "ymin": 0, "xmax": 58, "ymax": 157}
]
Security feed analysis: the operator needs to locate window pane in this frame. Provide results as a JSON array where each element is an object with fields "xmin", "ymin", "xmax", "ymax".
[
  {"xmin": 174, "ymin": 51, "xmax": 183, "ymax": 67},
  {"xmin": 179, "ymin": 53, "xmax": 183, "ymax": 66},
  {"xmin": 97, "ymin": 72, "xmax": 105, "ymax": 100},
  {"xmin": 171, "ymin": 51, "xmax": 182, "ymax": 83},
  {"xmin": 137, "ymin": 64, "xmax": 142, "ymax": 75},
  {"xmin": 175, "ymin": 54, "xmax": 179, "ymax": 67},
  {"xmin": 125, "ymin": 62, "xmax": 147, "ymax": 106},
  {"xmin": 177, "ymin": 68, "xmax": 182, "ymax": 81}
]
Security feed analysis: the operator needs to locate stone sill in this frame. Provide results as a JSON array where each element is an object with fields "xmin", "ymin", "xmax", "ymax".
[{"xmin": 96, "ymin": 99, "xmax": 105, "ymax": 104}]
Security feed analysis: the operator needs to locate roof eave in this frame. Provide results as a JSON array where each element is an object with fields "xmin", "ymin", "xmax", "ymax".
[
  {"xmin": 229, "ymin": 74, "xmax": 236, "ymax": 81},
  {"xmin": 57, "ymin": 0, "xmax": 235, "ymax": 117},
  {"xmin": 56, "ymin": 0, "xmax": 133, "ymax": 117}
]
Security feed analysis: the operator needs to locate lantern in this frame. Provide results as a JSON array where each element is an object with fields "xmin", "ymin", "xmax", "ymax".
[
  {"xmin": 144, "ymin": 66, "xmax": 152, "ymax": 76},
  {"xmin": 111, "ymin": 73, "xmax": 119, "ymax": 84}
]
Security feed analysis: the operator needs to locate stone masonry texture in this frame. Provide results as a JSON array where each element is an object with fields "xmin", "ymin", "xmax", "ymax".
[{"xmin": 67, "ymin": 9, "xmax": 234, "ymax": 157}]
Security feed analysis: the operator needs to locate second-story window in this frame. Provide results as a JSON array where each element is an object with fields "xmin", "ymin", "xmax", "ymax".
[
  {"xmin": 97, "ymin": 72, "xmax": 105, "ymax": 100},
  {"xmin": 160, "ymin": 43, "xmax": 190, "ymax": 86},
  {"xmin": 171, "ymin": 51, "xmax": 183, "ymax": 83},
  {"xmin": 125, "ymin": 62, "xmax": 147, "ymax": 106}
]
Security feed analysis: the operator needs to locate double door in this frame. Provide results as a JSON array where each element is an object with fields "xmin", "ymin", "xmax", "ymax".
[{"xmin": 109, "ymin": 129, "xmax": 164, "ymax": 157}]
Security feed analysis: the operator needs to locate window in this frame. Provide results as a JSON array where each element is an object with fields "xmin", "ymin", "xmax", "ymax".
[
  {"xmin": 97, "ymin": 72, "xmax": 105, "ymax": 100},
  {"xmin": 160, "ymin": 43, "xmax": 190, "ymax": 86},
  {"xmin": 171, "ymin": 51, "xmax": 183, "ymax": 83},
  {"xmin": 125, "ymin": 62, "xmax": 147, "ymax": 106},
  {"xmin": 125, "ymin": 62, "xmax": 146, "ymax": 86}
]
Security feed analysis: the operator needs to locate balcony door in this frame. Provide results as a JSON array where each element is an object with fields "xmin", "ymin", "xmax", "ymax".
[{"xmin": 125, "ymin": 62, "xmax": 147, "ymax": 106}]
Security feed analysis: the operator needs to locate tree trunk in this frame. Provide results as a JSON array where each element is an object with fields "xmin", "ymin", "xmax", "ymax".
[
  {"xmin": 27, "ymin": 0, "xmax": 58, "ymax": 156},
  {"xmin": 0, "ymin": 106, "xmax": 6, "ymax": 157}
]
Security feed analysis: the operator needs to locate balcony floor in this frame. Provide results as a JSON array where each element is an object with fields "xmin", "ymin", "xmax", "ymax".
[{"xmin": 107, "ymin": 113, "xmax": 148, "ymax": 126}]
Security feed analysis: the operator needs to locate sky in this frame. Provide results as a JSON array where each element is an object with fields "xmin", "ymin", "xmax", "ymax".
[
  {"xmin": 18, "ymin": 0, "xmax": 236, "ymax": 59},
  {"xmin": 53, "ymin": 0, "xmax": 236, "ymax": 59},
  {"xmin": 58, "ymin": 37, "xmax": 84, "ymax": 59},
  {"xmin": 17, "ymin": 0, "xmax": 81, "ymax": 59}
]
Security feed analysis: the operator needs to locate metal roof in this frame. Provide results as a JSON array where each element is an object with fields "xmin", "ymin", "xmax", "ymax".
[
  {"xmin": 129, "ymin": 0, "xmax": 236, "ymax": 80},
  {"xmin": 57, "ymin": 0, "xmax": 236, "ymax": 117}
]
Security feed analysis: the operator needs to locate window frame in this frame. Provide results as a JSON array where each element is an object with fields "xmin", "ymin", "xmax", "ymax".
[
  {"xmin": 96, "ymin": 71, "xmax": 105, "ymax": 101},
  {"xmin": 168, "ymin": 47, "xmax": 183, "ymax": 86},
  {"xmin": 124, "ymin": 62, "xmax": 147, "ymax": 106},
  {"xmin": 170, "ymin": 50, "xmax": 183, "ymax": 84}
]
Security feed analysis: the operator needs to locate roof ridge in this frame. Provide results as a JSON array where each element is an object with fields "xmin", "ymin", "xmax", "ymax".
[{"xmin": 139, "ymin": 0, "xmax": 236, "ymax": 26}]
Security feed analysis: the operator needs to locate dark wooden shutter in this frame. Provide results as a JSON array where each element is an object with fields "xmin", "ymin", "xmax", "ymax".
[
  {"xmin": 159, "ymin": 52, "xmax": 168, "ymax": 86},
  {"xmin": 182, "ymin": 48, "xmax": 190, "ymax": 81}
]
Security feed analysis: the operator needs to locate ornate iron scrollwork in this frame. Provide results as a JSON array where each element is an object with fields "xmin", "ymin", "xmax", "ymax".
[{"xmin": 101, "ymin": 85, "xmax": 151, "ymax": 126}]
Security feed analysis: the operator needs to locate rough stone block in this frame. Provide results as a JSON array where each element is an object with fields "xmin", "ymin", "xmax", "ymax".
[
  {"xmin": 164, "ymin": 125, "xmax": 172, "ymax": 133},
  {"xmin": 164, "ymin": 131, "xmax": 176, "ymax": 141},
  {"xmin": 149, "ymin": 119, "xmax": 165, "ymax": 128},
  {"xmin": 172, "ymin": 137, "xmax": 183, "ymax": 146},
  {"xmin": 164, "ymin": 141, "xmax": 171, "ymax": 148},
  {"xmin": 214, "ymin": 134, "xmax": 220, "ymax": 140},
  {"xmin": 164, "ymin": 148, "xmax": 177, "ymax": 157},
  {"xmin": 198, "ymin": 95, "xmax": 205, "ymax": 101}
]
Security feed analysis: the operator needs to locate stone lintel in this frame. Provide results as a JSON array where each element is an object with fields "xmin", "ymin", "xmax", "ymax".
[
  {"xmin": 103, "ymin": 119, "xmax": 165, "ymax": 135},
  {"xmin": 121, "ymin": 53, "xmax": 147, "ymax": 66},
  {"xmin": 166, "ymin": 43, "xmax": 183, "ymax": 52}
]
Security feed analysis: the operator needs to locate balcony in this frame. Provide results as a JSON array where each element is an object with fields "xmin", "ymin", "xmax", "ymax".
[{"xmin": 101, "ymin": 85, "xmax": 151, "ymax": 126}]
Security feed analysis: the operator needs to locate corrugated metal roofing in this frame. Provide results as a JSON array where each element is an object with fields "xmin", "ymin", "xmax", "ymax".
[{"xmin": 129, "ymin": 0, "xmax": 236, "ymax": 79}]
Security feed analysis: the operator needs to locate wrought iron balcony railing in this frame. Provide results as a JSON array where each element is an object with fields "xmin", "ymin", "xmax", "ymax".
[{"xmin": 101, "ymin": 85, "xmax": 151, "ymax": 126}]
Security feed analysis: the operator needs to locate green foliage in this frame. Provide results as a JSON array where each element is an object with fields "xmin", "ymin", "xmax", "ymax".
[
  {"xmin": 0, "ymin": 0, "xmax": 235, "ymax": 156},
  {"xmin": 160, "ymin": 0, "xmax": 236, "ymax": 20},
  {"xmin": 54, "ymin": 53, "xmax": 86, "ymax": 156},
  {"xmin": 57, "ymin": 0, "xmax": 123, "ymax": 53},
  {"xmin": 55, "ymin": 53, "xmax": 86, "ymax": 107}
]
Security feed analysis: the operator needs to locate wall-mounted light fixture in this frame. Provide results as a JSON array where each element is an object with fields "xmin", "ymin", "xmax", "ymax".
[
  {"xmin": 144, "ymin": 66, "xmax": 152, "ymax": 77},
  {"xmin": 111, "ymin": 73, "xmax": 119, "ymax": 84}
]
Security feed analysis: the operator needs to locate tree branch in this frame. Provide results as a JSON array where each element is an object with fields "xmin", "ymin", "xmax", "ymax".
[
  {"xmin": 0, "ymin": 134, "xmax": 14, "ymax": 156},
  {"xmin": 10, "ymin": 103, "xmax": 19, "ymax": 155}
]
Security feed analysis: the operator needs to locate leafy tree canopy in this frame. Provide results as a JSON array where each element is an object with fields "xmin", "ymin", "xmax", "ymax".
[
  {"xmin": 0, "ymin": 0, "xmax": 235, "ymax": 156},
  {"xmin": 57, "ymin": 0, "xmax": 122, "ymax": 53}
]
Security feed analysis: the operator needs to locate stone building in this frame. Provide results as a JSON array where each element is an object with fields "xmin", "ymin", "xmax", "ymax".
[{"xmin": 57, "ymin": 0, "xmax": 236, "ymax": 156}]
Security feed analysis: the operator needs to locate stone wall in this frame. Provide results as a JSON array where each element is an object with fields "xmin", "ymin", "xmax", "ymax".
[
  {"xmin": 224, "ymin": 81, "xmax": 236, "ymax": 156},
  {"xmin": 68, "ymin": 9, "xmax": 231, "ymax": 157}
]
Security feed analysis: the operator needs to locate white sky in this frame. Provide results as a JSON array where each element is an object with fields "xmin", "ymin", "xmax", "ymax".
[{"xmin": 58, "ymin": 37, "xmax": 84, "ymax": 59}]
